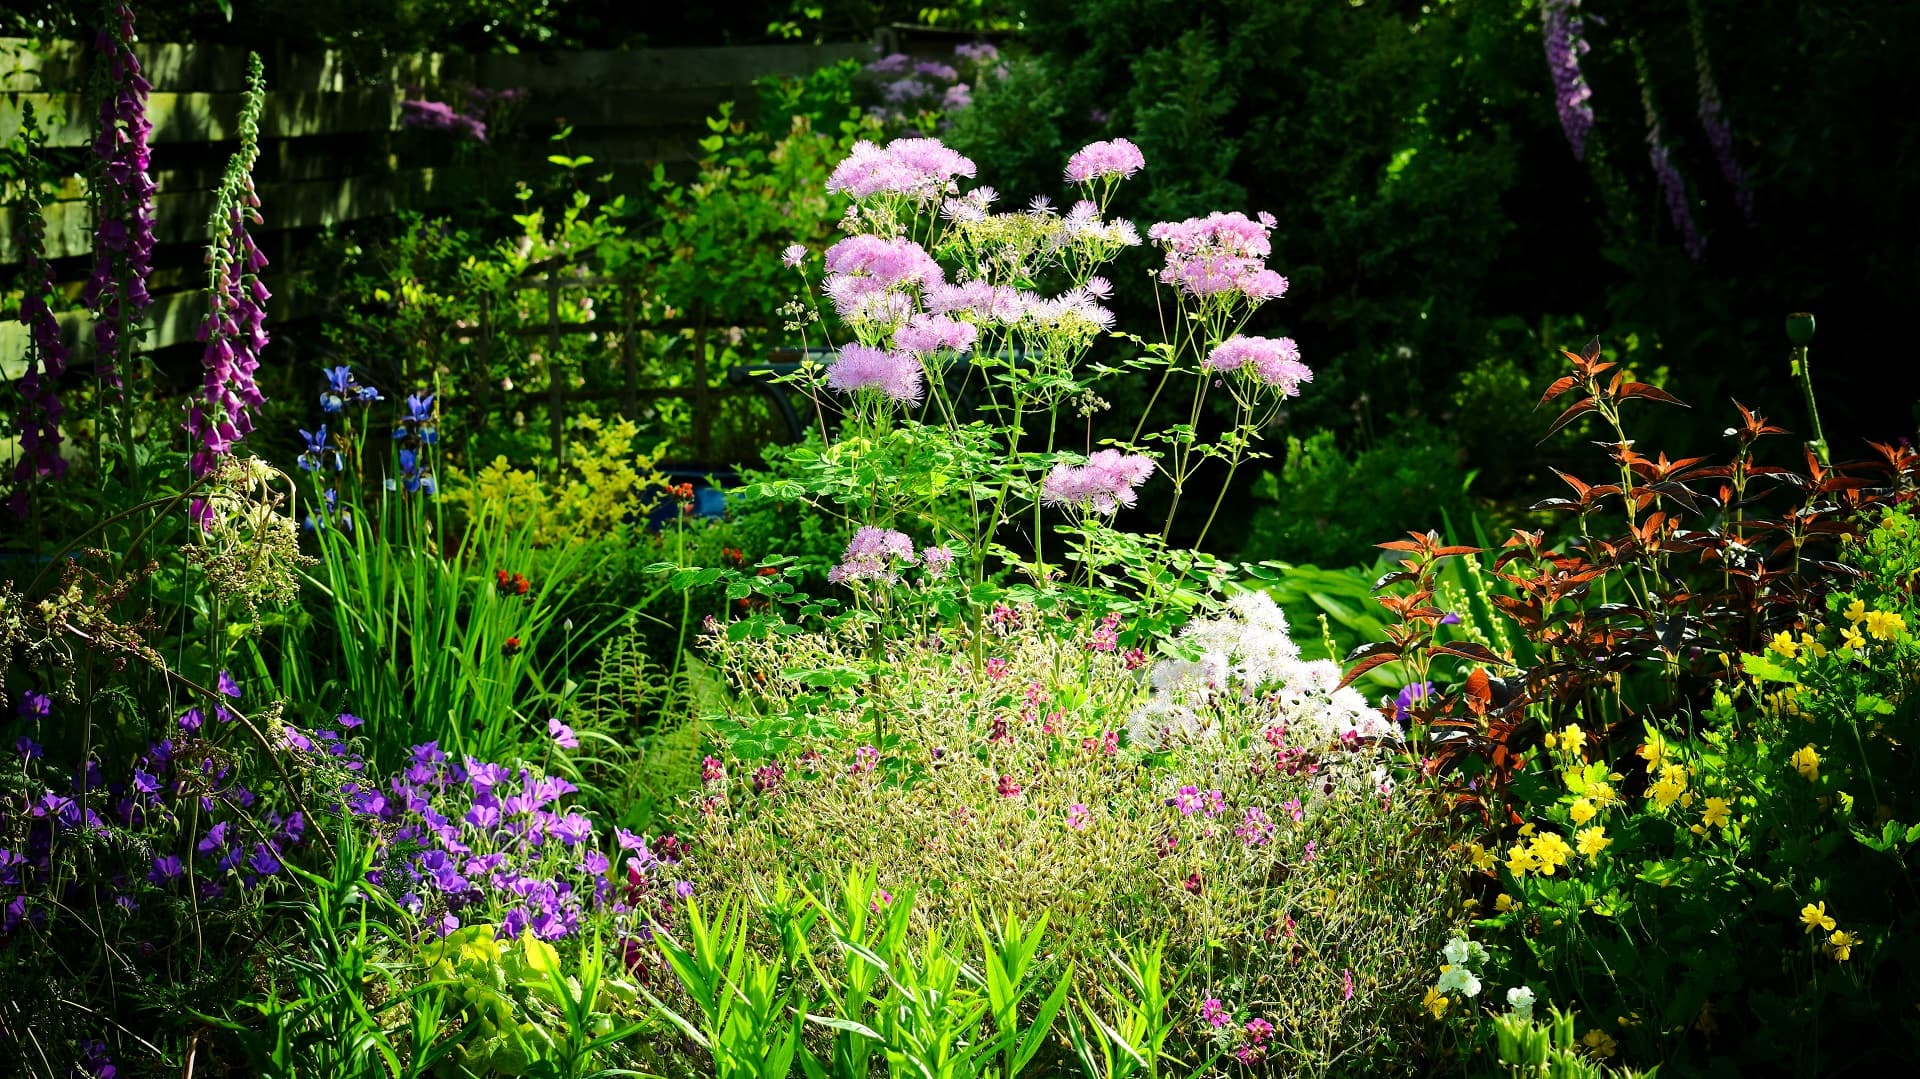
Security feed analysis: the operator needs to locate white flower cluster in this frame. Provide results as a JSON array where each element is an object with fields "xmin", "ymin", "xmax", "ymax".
[
  {"xmin": 1128, "ymin": 591, "xmax": 1395, "ymax": 750},
  {"xmin": 1437, "ymin": 935, "xmax": 1490, "ymax": 999}
]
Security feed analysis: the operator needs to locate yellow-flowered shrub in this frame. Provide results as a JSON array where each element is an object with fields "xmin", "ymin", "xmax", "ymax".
[{"xmin": 449, "ymin": 416, "xmax": 670, "ymax": 548}]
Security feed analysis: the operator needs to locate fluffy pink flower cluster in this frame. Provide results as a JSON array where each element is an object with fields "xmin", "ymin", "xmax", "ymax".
[
  {"xmin": 825, "ymin": 344, "xmax": 924, "ymax": 405},
  {"xmin": 926, "ymin": 280, "xmax": 1031, "ymax": 325},
  {"xmin": 829, "ymin": 526, "xmax": 919, "ymax": 584},
  {"xmin": 827, "ymin": 137, "xmax": 977, "ymax": 201},
  {"xmin": 1203, "ymin": 336, "xmax": 1312, "ymax": 395},
  {"xmin": 1056, "ymin": 200, "xmax": 1143, "ymax": 252},
  {"xmin": 823, "ymin": 235, "xmax": 944, "ymax": 323},
  {"xmin": 1064, "ymin": 138, "xmax": 1146, "ymax": 183},
  {"xmin": 1148, "ymin": 211, "xmax": 1288, "ymax": 302},
  {"xmin": 894, "ymin": 312, "xmax": 978, "ymax": 355},
  {"xmin": 1041, "ymin": 449, "xmax": 1155, "ymax": 515}
]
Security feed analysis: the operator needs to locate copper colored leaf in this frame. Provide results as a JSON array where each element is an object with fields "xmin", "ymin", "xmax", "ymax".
[
  {"xmin": 1540, "ymin": 397, "xmax": 1597, "ymax": 441},
  {"xmin": 1338, "ymin": 652, "xmax": 1402, "ymax": 688},
  {"xmin": 1430, "ymin": 641, "xmax": 1510, "ymax": 666},
  {"xmin": 1618, "ymin": 382, "xmax": 1690, "ymax": 408},
  {"xmin": 1536, "ymin": 375, "xmax": 1579, "ymax": 408}
]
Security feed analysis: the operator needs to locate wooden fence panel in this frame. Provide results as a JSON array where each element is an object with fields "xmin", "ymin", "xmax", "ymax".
[{"xmin": 1, "ymin": 35, "xmax": 868, "ymax": 376}]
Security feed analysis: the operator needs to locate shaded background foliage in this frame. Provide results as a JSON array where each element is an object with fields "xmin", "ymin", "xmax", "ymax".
[
  {"xmin": 944, "ymin": 0, "xmax": 1920, "ymax": 557},
  {"xmin": 6, "ymin": 0, "xmax": 1917, "ymax": 563}
]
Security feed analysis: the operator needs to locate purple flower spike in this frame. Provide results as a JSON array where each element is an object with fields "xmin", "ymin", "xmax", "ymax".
[
  {"xmin": 186, "ymin": 56, "xmax": 270, "ymax": 523},
  {"xmin": 1541, "ymin": 0, "xmax": 1596, "ymax": 161},
  {"xmin": 81, "ymin": 2, "xmax": 156, "ymax": 393}
]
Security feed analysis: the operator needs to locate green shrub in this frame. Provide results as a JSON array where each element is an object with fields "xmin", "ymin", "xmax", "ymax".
[{"xmin": 1241, "ymin": 423, "xmax": 1471, "ymax": 567}]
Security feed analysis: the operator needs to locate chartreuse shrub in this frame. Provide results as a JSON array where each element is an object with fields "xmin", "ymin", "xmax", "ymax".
[{"xmin": 1359, "ymin": 339, "xmax": 1920, "ymax": 1073}]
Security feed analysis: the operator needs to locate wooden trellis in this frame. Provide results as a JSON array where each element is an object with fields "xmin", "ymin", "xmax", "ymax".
[{"xmin": 448, "ymin": 256, "xmax": 804, "ymax": 467}]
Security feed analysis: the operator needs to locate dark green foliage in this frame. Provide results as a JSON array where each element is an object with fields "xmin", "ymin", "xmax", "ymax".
[
  {"xmin": 950, "ymin": 0, "xmax": 1920, "ymax": 521},
  {"xmin": 1241, "ymin": 422, "xmax": 1471, "ymax": 568}
]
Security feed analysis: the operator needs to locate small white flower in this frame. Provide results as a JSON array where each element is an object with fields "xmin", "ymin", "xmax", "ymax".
[
  {"xmin": 1437, "ymin": 966, "xmax": 1482, "ymax": 998},
  {"xmin": 1506, "ymin": 986, "xmax": 1536, "ymax": 1020}
]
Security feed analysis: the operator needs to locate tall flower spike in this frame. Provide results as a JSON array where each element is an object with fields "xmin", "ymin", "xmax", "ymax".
[
  {"xmin": 9, "ymin": 121, "xmax": 71, "ymax": 515},
  {"xmin": 81, "ymin": 0, "xmax": 156, "ymax": 391},
  {"xmin": 186, "ymin": 52, "xmax": 270, "ymax": 526},
  {"xmin": 1541, "ymin": 0, "xmax": 1595, "ymax": 161},
  {"xmin": 1690, "ymin": 5, "xmax": 1753, "ymax": 222},
  {"xmin": 1635, "ymin": 44, "xmax": 1703, "ymax": 260}
]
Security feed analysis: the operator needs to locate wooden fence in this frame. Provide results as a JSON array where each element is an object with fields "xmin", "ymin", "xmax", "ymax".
[{"xmin": 0, "ymin": 36, "xmax": 868, "ymax": 379}]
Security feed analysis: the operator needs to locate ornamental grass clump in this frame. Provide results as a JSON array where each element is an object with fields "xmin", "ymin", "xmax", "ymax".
[{"xmin": 680, "ymin": 594, "xmax": 1458, "ymax": 1074}]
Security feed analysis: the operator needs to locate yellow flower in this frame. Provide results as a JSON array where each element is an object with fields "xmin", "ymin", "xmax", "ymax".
[
  {"xmin": 1865, "ymin": 609, "xmax": 1906, "ymax": 641},
  {"xmin": 1542, "ymin": 730, "xmax": 1558, "ymax": 750},
  {"xmin": 1590, "ymin": 781, "xmax": 1619, "ymax": 807},
  {"xmin": 1702, "ymin": 797, "xmax": 1732, "ymax": 830},
  {"xmin": 1495, "ymin": 893, "xmax": 1517, "ymax": 913},
  {"xmin": 1769, "ymin": 631, "xmax": 1800, "ymax": 659},
  {"xmin": 1466, "ymin": 843, "xmax": 1495, "ymax": 871},
  {"xmin": 1649, "ymin": 765, "xmax": 1688, "ymax": 810},
  {"xmin": 1581, "ymin": 1029, "xmax": 1618, "ymax": 1059},
  {"xmin": 1792, "ymin": 745, "xmax": 1821, "ymax": 782},
  {"xmin": 1506, "ymin": 842, "xmax": 1539, "ymax": 877},
  {"xmin": 1530, "ymin": 832, "xmax": 1574, "ymax": 875},
  {"xmin": 1423, "ymin": 986, "xmax": 1451, "ymax": 1018},
  {"xmin": 1569, "ymin": 798, "xmax": 1598, "ymax": 825},
  {"xmin": 1826, "ymin": 930, "xmax": 1856, "ymax": 961},
  {"xmin": 1576, "ymin": 826, "xmax": 1611, "ymax": 860},
  {"xmin": 1800, "ymin": 632, "xmax": 1828, "ymax": 659},
  {"xmin": 1801, "ymin": 901, "xmax": 1836, "ymax": 934},
  {"xmin": 1638, "ymin": 740, "xmax": 1666, "ymax": 773},
  {"xmin": 1559, "ymin": 725, "xmax": 1587, "ymax": 753},
  {"xmin": 1844, "ymin": 598, "xmax": 1868, "ymax": 624},
  {"xmin": 1840, "ymin": 624, "xmax": 1866, "ymax": 652}
]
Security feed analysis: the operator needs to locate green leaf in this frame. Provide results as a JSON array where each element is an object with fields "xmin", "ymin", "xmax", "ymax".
[{"xmin": 1742, "ymin": 654, "xmax": 1800, "ymax": 684}]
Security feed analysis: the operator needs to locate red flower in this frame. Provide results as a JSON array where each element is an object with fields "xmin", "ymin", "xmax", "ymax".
[{"xmin": 502, "ymin": 636, "xmax": 522, "ymax": 656}]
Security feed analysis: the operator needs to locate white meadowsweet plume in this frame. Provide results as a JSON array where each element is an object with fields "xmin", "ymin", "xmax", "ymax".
[{"xmin": 1129, "ymin": 590, "xmax": 1398, "ymax": 754}]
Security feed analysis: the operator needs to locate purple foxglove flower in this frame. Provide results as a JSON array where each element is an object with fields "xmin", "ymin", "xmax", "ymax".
[
  {"xmin": 1691, "ymin": 15, "xmax": 1753, "ymax": 221},
  {"xmin": 81, "ymin": 3, "xmax": 156, "ymax": 393},
  {"xmin": 1638, "ymin": 53, "xmax": 1703, "ymax": 260},
  {"xmin": 1541, "ymin": 0, "xmax": 1596, "ymax": 160}
]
